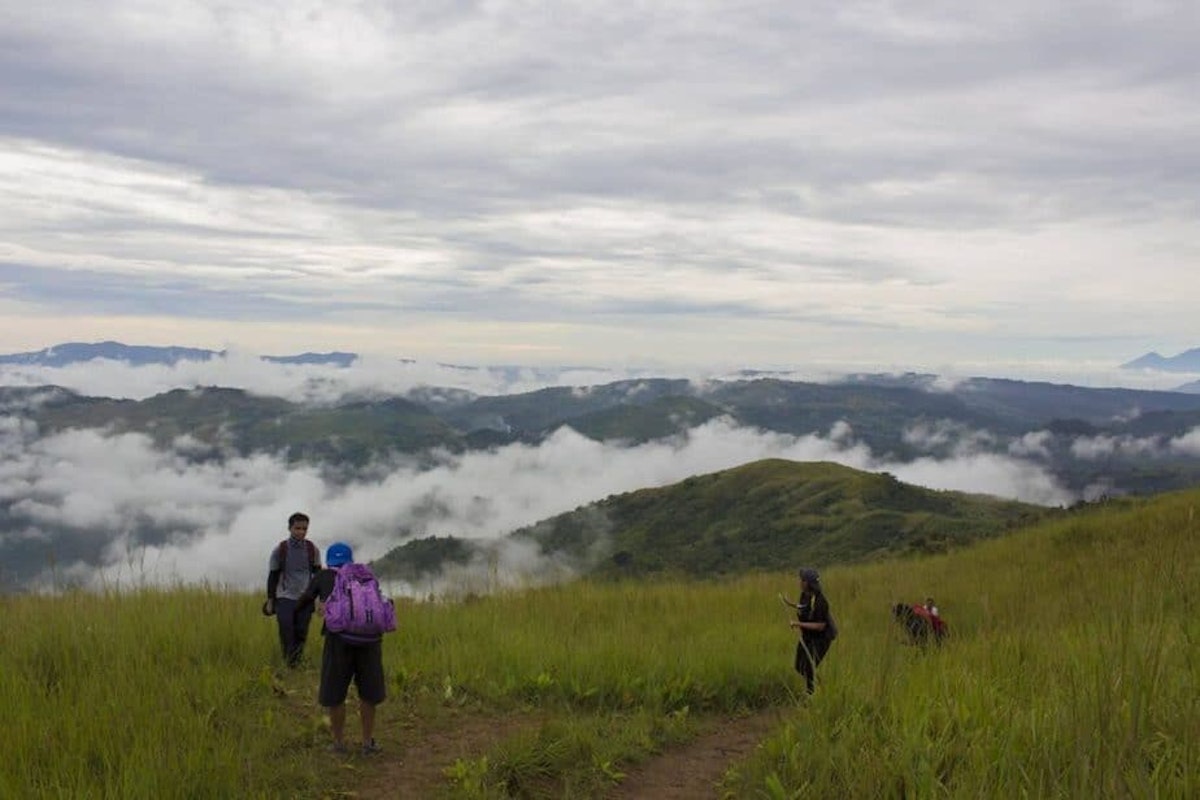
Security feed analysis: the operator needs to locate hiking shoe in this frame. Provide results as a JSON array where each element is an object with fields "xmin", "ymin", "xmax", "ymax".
[
  {"xmin": 328, "ymin": 741, "xmax": 349, "ymax": 756},
  {"xmin": 361, "ymin": 739, "xmax": 382, "ymax": 756}
]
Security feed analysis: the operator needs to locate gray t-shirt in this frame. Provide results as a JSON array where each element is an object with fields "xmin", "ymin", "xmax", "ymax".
[{"xmin": 269, "ymin": 538, "xmax": 317, "ymax": 600}]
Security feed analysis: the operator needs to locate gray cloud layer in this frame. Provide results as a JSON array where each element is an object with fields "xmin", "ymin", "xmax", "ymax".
[
  {"xmin": 1, "ymin": 411, "xmax": 1075, "ymax": 593},
  {"xmin": 0, "ymin": 1, "xmax": 1197, "ymax": 369}
]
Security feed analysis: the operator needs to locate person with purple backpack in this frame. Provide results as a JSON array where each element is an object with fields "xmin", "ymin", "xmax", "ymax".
[{"xmin": 295, "ymin": 541, "xmax": 396, "ymax": 756}]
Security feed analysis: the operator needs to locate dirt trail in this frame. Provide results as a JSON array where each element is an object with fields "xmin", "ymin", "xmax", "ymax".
[
  {"xmin": 350, "ymin": 707, "xmax": 543, "ymax": 799},
  {"xmin": 337, "ymin": 707, "xmax": 788, "ymax": 799},
  {"xmin": 605, "ymin": 708, "xmax": 788, "ymax": 800}
]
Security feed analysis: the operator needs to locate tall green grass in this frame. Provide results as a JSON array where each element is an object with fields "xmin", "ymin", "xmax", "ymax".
[
  {"xmin": 724, "ymin": 492, "xmax": 1200, "ymax": 798},
  {"xmin": 392, "ymin": 577, "xmax": 798, "ymax": 714},
  {"xmin": 2, "ymin": 490, "xmax": 1196, "ymax": 798},
  {"xmin": 0, "ymin": 587, "xmax": 324, "ymax": 799}
]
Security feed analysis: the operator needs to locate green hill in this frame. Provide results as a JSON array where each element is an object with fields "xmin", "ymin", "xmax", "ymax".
[{"xmin": 374, "ymin": 459, "xmax": 1048, "ymax": 581}]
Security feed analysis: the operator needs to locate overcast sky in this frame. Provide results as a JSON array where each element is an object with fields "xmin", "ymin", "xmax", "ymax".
[{"xmin": 1, "ymin": 1, "xmax": 1197, "ymax": 377}]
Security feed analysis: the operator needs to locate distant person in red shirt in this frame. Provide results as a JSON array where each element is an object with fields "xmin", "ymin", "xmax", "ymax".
[
  {"xmin": 924, "ymin": 597, "xmax": 946, "ymax": 638},
  {"xmin": 894, "ymin": 598, "xmax": 947, "ymax": 644}
]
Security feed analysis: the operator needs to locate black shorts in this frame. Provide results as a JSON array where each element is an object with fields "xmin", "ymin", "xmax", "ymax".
[{"xmin": 318, "ymin": 633, "xmax": 386, "ymax": 707}]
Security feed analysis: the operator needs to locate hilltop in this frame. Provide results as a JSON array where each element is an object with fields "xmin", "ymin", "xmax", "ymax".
[
  {"xmin": 373, "ymin": 459, "xmax": 1048, "ymax": 582},
  {"xmin": 1121, "ymin": 346, "xmax": 1200, "ymax": 373}
]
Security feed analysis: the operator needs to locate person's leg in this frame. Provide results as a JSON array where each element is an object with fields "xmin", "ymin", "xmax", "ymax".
[
  {"xmin": 319, "ymin": 636, "xmax": 353, "ymax": 751},
  {"xmin": 807, "ymin": 638, "xmax": 830, "ymax": 692},
  {"xmin": 290, "ymin": 601, "xmax": 315, "ymax": 666},
  {"xmin": 360, "ymin": 702, "xmax": 376, "ymax": 746},
  {"xmin": 795, "ymin": 639, "xmax": 815, "ymax": 693},
  {"xmin": 354, "ymin": 641, "xmax": 387, "ymax": 753},
  {"xmin": 329, "ymin": 704, "xmax": 347, "ymax": 747},
  {"xmin": 810, "ymin": 638, "xmax": 829, "ymax": 670},
  {"xmin": 274, "ymin": 598, "xmax": 298, "ymax": 662}
]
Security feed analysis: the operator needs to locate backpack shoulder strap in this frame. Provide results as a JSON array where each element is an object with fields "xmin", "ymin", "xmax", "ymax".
[{"xmin": 275, "ymin": 539, "xmax": 319, "ymax": 568}]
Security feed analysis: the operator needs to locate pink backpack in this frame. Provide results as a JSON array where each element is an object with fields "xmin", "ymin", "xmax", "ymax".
[{"xmin": 323, "ymin": 563, "xmax": 396, "ymax": 638}]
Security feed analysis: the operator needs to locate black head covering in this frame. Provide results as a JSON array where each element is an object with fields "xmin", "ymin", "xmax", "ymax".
[{"xmin": 798, "ymin": 567, "xmax": 822, "ymax": 591}]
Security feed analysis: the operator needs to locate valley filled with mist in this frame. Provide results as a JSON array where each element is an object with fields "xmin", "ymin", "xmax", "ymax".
[{"xmin": 3, "ymin": 344, "xmax": 1199, "ymax": 593}]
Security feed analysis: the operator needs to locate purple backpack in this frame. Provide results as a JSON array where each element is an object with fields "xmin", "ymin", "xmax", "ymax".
[{"xmin": 324, "ymin": 563, "xmax": 396, "ymax": 638}]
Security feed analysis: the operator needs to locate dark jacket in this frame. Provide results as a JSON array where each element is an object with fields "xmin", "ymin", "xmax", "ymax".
[{"xmin": 797, "ymin": 590, "xmax": 831, "ymax": 641}]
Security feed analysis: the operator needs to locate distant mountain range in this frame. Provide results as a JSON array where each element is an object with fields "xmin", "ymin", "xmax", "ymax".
[
  {"xmin": 5, "ymin": 340, "xmax": 1200, "ymax": 390},
  {"xmin": 1121, "ymin": 347, "xmax": 1200, "ymax": 373},
  {"xmin": 0, "ymin": 341, "xmax": 357, "ymax": 367},
  {"xmin": 6, "ymin": 372, "xmax": 1200, "ymax": 492},
  {"xmin": 5, "ymin": 345, "xmax": 1200, "ymax": 591}
]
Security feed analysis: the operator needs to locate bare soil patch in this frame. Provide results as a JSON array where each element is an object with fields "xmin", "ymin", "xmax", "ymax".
[
  {"xmin": 350, "ymin": 705, "xmax": 544, "ymax": 799},
  {"xmin": 604, "ymin": 708, "xmax": 788, "ymax": 800}
]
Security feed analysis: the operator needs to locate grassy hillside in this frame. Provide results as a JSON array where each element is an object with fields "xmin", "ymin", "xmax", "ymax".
[
  {"xmin": 377, "ymin": 459, "xmax": 1048, "ymax": 581},
  {"xmin": 723, "ymin": 487, "xmax": 1200, "ymax": 799},
  {"xmin": 2, "ymin": 488, "xmax": 1197, "ymax": 798},
  {"xmin": 562, "ymin": 395, "xmax": 728, "ymax": 443},
  {"xmin": 32, "ymin": 387, "xmax": 463, "ymax": 461}
]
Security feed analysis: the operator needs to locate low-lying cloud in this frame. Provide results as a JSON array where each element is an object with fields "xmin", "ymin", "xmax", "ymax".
[
  {"xmin": 1, "ymin": 414, "xmax": 1074, "ymax": 594},
  {"xmin": 1, "ymin": 354, "xmax": 1194, "ymax": 405},
  {"xmin": 0, "ymin": 354, "xmax": 816, "ymax": 403},
  {"xmin": 1071, "ymin": 430, "xmax": 1200, "ymax": 460}
]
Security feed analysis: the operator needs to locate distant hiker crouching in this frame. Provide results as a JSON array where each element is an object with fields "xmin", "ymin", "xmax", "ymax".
[{"xmin": 893, "ymin": 601, "xmax": 948, "ymax": 646}]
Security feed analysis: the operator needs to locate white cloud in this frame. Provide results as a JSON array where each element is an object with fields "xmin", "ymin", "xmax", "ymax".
[
  {"xmin": 1, "ymin": 413, "xmax": 1072, "ymax": 592},
  {"xmin": 1070, "ymin": 433, "xmax": 1167, "ymax": 460},
  {"xmin": 892, "ymin": 453, "xmax": 1069, "ymax": 506},
  {"xmin": 903, "ymin": 420, "xmax": 996, "ymax": 455},
  {"xmin": 1008, "ymin": 431, "xmax": 1053, "ymax": 459},
  {"xmin": 1, "ymin": 354, "xmax": 1194, "ymax": 407},
  {"xmin": 1169, "ymin": 427, "xmax": 1200, "ymax": 456}
]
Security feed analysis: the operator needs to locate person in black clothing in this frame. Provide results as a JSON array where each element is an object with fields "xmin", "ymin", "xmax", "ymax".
[
  {"xmin": 790, "ymin": 567, "xmax": 833, "ymax": 693},
  {"xmin": 295, "ymin": 541, "xmax": 387, "ymax": 756}
]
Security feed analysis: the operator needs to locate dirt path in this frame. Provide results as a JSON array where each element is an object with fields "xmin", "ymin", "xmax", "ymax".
[
  {"xmin": 350, "ymin": 706, "xmax": 544, "ymax": 799},
  {"xmin": 605, "ymin": 708, "xmax": 789, "ymax": 800},
  {"xmin": 331, "ymin": 706, "xmax": 787, "ymax": 799}
]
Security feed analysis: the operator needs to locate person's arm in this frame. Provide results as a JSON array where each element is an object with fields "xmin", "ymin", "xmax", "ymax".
[
  {"xmin": 265, "ymin": 546, "xmax": 282, "ymax": 612},
  {"xmin": 789, "ymin": 594, "xmax": 827, "ymax": 632},
  {"xmin": 792, "ymin": 595, "xmax": 829, "ymax": 633},
  {"xmin": 294, "ymin": 574, "xmax": 319, "ymax": 615},
  {"xmin": 295, "ymin": 570, "xmax": 333, "ymax": 615}
]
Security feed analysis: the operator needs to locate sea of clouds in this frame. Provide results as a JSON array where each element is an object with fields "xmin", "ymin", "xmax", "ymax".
[{"xmin": 2, "ymin": 357, "xmax": 1197, "ymax": 594}]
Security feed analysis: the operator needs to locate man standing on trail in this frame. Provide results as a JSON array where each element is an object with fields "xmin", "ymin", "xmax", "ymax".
[
  {"xmin": 265, "ymin": 512, "xmax": 321, "ymax": 667},
  {"xmin": 790, "ymin": 567, "xmax": 834, "ymax": 694},
  {"xmin": 295, "ymin": 541, "xmax": 389, "ymax": 756}
]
